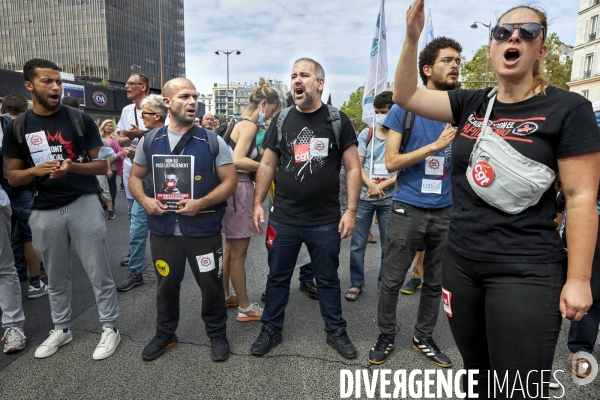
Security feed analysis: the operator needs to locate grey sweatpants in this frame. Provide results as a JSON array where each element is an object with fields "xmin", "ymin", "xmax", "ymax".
[
  {"xmin": 30, "ymin": 194, "xmax": 119, "ymax": 330},
  {"xmin": 0, "ymin": 205, "xmax": 25, "ymax": 329}
]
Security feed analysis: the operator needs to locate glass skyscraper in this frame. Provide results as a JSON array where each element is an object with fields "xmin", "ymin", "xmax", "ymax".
[{"xmin": 0, "ymin": 0, "xmax": 185, "ymax": 89}]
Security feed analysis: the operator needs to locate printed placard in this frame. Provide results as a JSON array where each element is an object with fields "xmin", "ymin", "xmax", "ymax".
[
  {"xmin": 196, "ymin": 252, "xmax": 215, "ymax": 273},
  {"xmin": 373, "ymin": 163, "xmax": 389, "ymax": 176},
  {"xmin": 421, "ymin": 179, "xmax": 442, "ymax": 194},
  {"xmin": 309, "ymin": 138, "xmax": 329, "ymax": 157},
  {"xmin": 31, "ymin": 149, "xmax": 55, "ymax": 166},
  {"xmin": 425, "ymin": 156, "xmax": 445, "ymax": 176}
]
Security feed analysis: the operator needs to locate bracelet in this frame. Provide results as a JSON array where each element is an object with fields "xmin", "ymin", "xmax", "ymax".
[{"xmin": 347, "ymin": 208, "xmax": 357, "ymax": 213}]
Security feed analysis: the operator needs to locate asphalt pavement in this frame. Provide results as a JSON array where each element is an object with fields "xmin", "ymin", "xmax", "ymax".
[{"xmin": 1, "ymin": 197, "xmax": 599, "ymax": 399}]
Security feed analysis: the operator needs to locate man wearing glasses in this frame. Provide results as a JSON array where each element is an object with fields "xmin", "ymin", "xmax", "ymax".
[
  {"xmin": 116, "ymin": 73, "xmax": 149, "ymax": 287},
  {"xmin": 368, "ymin": 37, "xmax": 462, "ymax": 367}
]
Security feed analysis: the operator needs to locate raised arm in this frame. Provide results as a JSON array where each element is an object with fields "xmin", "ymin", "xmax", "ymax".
[{"xmin": 393, "ymin": 0, "xmax": 454, "ymax": 123}]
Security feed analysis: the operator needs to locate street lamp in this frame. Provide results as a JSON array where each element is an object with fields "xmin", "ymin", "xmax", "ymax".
[
  {"xmin": 471, "ymin": 21, "xmax": 492, "ymax": 88},
  {"xmin": 215, "ymin": 50, "xmax": 241, "ymax": 120}
]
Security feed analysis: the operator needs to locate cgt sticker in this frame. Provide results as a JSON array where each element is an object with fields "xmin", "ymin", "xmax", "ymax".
[
  {"xmin": 442, "ymin": 286, "xmax": 452, "ymax": 317},
  {"xmin": 472, "ymin": 161, "xmax": 494, "ymax": 187},
  {"xmin": 155, "ymin": 260, "xmax": 170, "ymax": 276},
  {"xmin": 266, "ymin": 225, "xmax": 276, "ymax": 247}
]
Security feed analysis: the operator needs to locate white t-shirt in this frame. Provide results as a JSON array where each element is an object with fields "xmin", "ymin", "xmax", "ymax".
[{"xmin": 118, "ymin": 103, "xmax": 146, "ymax": 200}]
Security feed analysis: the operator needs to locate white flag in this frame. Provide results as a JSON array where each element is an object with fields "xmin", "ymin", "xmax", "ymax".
[
  {"xmin": 420, "ymin": 8, "xmax": 434, "ymax": 52},
  {"xmin": 361, "ymin": 0, "xmax": 388, "ymax": 125}
]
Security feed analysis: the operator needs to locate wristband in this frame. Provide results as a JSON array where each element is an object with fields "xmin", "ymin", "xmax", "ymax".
[{"xmin": 347, "ymin": 208, "xmax": 357, "ymax": 213}]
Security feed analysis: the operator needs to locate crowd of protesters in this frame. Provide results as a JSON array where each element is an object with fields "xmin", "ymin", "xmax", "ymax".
[{"xmin": 1, "ymin": 2, "xmax": 599, "ymax": 398}]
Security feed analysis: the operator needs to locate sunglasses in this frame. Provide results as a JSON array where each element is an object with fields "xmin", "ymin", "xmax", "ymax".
[{"xmin": 491, "ymin": 23, "xmax": 545, "ymax": 42}]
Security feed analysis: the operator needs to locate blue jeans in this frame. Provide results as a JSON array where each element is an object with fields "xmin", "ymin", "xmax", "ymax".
[
  {"xmin": 263, "ymin": 220, "xmax": 346, "ymax": 333},
  {"xmin": 349, "ymin": 200, "xmax": 391, "ymax": 288},
  {"xmin": 128, "ymin": 200, "xmax": 148, "ymax": 274}
]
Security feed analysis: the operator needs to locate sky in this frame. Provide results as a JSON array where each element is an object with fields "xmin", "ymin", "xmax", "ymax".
[{"xmin": 184, "ymin": 0, "xmax": 579, "ymax": 108}]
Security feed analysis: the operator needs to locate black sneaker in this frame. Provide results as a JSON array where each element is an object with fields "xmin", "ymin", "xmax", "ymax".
[
  {"xmin": 142, "ymin": 331, "xmax": 178, "ymax": 361},
  {"xmin": 368, "ymin": 334, "xmax": 395, "ymax": 365},
  {"xmin": 107, "ymin": 211, "xmax": 116, "ymax": 220},
  {"xmin": 116, "ymin": 271, "xmax": 144, "ymax": 292},
  {"xmin": 210, "ymin": 334, "xmax": 230, "ymax": 362},
  {"xmin": 326, "ymin": 327, "xmax": 357, "ymax": 359},
  {"xmin": 412, "ymin": 336, "xmax": 452, "ymax": 367},
  {"xmin": 299, "ymin": 280, "xmax": 319, "ymax": 300},
  {"xmin": 120, "ymin": 254, "xmax": 130, "ymax": 266},
  {"xmin": 250, "ymin": 325, "xmax": 282, "ymax": 356},
  {"xmin": 401, "ymin": 277, "xmax": 422, "ymax": 295}
]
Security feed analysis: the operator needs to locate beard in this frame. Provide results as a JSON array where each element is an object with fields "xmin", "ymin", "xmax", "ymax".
[
  {"xmin": 172, "ymin": 110, "xmax": 195, "ymax": 126},
  {"xmin": 295, "ymin": 81, "xmax": 320, "ymax": 109},
  {"xmin": 430, "ymin": 71, "xmax": 459, "ymax": 91},
  {"xmin": 33, "ymin": 88, "xmax": 61, "ymax": 111}
]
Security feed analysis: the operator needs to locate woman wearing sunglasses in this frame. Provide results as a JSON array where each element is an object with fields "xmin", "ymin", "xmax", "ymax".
[{"xmin": 395, "ymin": 1, "xmax": 600, "ymax": 397}]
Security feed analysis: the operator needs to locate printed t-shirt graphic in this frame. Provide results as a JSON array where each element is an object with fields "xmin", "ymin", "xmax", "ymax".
[{"xmin": 286, "ymin": 126, "xmax": 329, "ymax": 182}]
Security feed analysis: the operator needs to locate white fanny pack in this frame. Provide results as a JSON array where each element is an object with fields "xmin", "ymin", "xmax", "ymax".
[{"xmin": 466, "ymin": 89, "xmax": 556, "ymax": 214}]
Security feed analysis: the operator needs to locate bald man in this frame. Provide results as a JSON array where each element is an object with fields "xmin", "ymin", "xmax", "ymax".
[{"xmin": 129, "ymin": 78, "xmax": 237, "ymax": 362}]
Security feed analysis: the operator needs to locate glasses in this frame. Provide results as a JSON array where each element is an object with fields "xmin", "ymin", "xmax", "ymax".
[
  {"xmin": 491, "ymin": 23, "xmax": 545, "ymax": 42},
  {"xmin": 141, "ymin": 112, "xmax": 158, "ymax": 117},
  {"xmin": 125, "ymin": 81, "xmax": 145, "ymax": 86},
  {"xmin": 436, "ymin": 57, "xmax": 462, "ymax": 67}
]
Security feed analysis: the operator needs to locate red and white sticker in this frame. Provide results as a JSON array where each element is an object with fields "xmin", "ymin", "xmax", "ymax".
[
  {"xmin": 472, "ymin": 161, "xmax": 494, "ymax": 187},
  {"xmin": 266, "ymin": 225, "xmax": 276, "ymax": 247},
  {"xmin": 196, "ymin": 252, "xmax": 215, "ymax": 273},
  {"xmin": 442, "ymin": 286, "xmax": 453, "ymax": 317},
  {"xmin": 294, "ymin": 144, "xmax": 310, "ymax": 163}
]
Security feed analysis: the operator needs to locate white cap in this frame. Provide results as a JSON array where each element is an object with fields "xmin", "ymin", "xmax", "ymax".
[{"xmin": 593, "ymin": 101, "xmax": 600, "ymax": 113}]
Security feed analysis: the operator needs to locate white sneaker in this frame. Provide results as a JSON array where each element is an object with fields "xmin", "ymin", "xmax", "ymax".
[
  {"xmin": 35, "ymin": 329, "xmax": 73, "ymax": 358},
  {"xmin": 92, "ymin": 327, "xmax": 121, "ymax": 360},
  {"xmin": 28, "ymin": 281, "xmax": 48, "ymax": 299},
  {"xmin": 3, "ymin": 327, "xmax": 26, "ymax": 354}
]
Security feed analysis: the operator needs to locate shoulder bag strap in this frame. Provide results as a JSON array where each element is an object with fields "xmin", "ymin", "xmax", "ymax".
[{"xmin": 170, "ymin": 125, "xmax": 200, "ymax": 155}]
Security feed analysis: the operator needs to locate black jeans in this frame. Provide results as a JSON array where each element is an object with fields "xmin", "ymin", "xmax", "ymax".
[
  {"xmin": 107, "ymin": 172, "xmax": 117, "ymax": 205},
  {"xmin": 567, "ymin": 223, "xmax": 600, "ymax": 354},
  {"xmin": 442, "ymin": 248, "xmax": 566, "ymax": 399},
  {"xmin": 378, "ymin": 201, "xmax": 450, "ymax": 338},
  {"xmin": 150, "ymin": 233, "xmax": 226, "ymax": 338}
]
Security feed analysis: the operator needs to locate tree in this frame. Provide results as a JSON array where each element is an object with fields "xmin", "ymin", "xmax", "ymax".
[
  {"xmin": 460, "ymin": 32, "xmax": 572, "ymax": 90},
  {"xmin": 340, "ymin": 87, "xmax": 368, "ymax": 131},
  {"xmin": 544, "ymin": 33, "xmax": 573, "ymax": 90}
]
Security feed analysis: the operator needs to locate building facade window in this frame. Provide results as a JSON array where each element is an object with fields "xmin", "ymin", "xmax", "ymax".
[
  {"xmin": 585, "ymin": 54, "xmax": 594, "ymax": 78},
  {"xmin": 582, "ymin": 90, "xmax": 589, "ymax": 99}
]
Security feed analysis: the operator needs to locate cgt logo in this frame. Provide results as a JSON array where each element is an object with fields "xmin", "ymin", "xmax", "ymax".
[
  {"xmin": 92, "ymin": 91, "xmax": 107, "ymax": 107},
  {"xmin": 472, "ymin": 161, "xmax": 494, "ymax": 187}
]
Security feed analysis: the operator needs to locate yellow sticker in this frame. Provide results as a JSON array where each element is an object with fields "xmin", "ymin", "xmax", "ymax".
[
  {"xmin": 155, "ymin": 260, "xmax": 170, "ymax": 276},
  {"xmin": 195, "ymin": 175, "xmax": 201, "ymax": 181}
]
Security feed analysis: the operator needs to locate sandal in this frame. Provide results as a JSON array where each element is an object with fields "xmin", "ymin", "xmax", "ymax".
[{"xmin": 345, "ymin": 287, "xmax": 362, "ymax": 301}]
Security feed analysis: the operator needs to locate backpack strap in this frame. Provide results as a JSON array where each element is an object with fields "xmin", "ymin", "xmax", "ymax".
[
  {"xmin": 14, "ymin": 110, "xmax": 36, "ymax": 168},
  {"xmin": 275, "ymin": 107, "xmax": 293, "ymax": 149},
  {"xmin": 205, "ymin": 128, "xmax": 220, "ymax": 168},
  {"xmin": 64, "ymin": 106, "xmax": 90, "ymax": 162},
  {"xmin": 396, "ymin": 111, "xmax": 416, "ymax": 192},
  {"xmin": 142, "ymin": 127, "xmax": 162, "ymax": 156},
  {"xmin": 366, "ymin": 126, "xmax": 374, "ymax": 147},
  {"xmin": 326, "ymin": 104, "xmax": 341, "ymax": 149}
]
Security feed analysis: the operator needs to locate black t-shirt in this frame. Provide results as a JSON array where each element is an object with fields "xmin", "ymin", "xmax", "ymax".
[
  {"xmin": 264, "ymin": 104, "xmax": 357, "ymax": 226},
  {"xmin": 447, "ymin": 86, "xmax": 600, "ymax": 263},
  {"xmin": 1, "ymin": 106, "xmax": 103, "ymax": 209}
]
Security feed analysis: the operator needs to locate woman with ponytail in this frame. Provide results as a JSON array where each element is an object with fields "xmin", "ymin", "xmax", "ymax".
[{"xmin": 222, "ymin": 78, "xmax": 281, "ymax": 322}]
